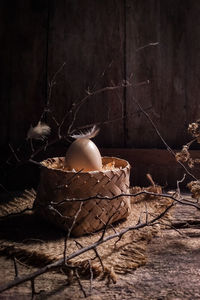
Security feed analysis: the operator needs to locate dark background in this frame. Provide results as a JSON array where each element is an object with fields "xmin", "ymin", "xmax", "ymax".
[{"xmin": 1, "ymin": 0, "xmax": 200, "ymax": 189}]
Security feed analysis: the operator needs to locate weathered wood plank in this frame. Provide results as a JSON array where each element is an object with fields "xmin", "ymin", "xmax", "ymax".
[
  {"xmin": 0, "ymin": 0, "xmax": 49, "ymax": 189},
  {"xmin": 47, "ymin": 0, "xmax": 125, "ymax": 147},
  {"xmin": 102, "ymin": 148, "xmax": 200, "ymax": 187},
  {"xmin": 126, "ymin": 0, "xmax": 200, "ymax": 148},
  {"xmin": 0, "ymin": 0, "xmax": 48, "ymax": 151}
]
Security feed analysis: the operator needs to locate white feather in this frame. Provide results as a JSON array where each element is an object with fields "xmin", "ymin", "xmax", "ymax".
[
  {"xmin": 70, "ymin": 125, "xmax": 100, "ymax": 140},
  {"xmin": 27, "ymin": 121, "xmax": 51, "ymax": 140}
]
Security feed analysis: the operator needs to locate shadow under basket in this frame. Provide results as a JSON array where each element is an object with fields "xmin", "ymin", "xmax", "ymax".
[{"xmin": 34, "ymin": 156, "xmax": 131, "ymax": 237}]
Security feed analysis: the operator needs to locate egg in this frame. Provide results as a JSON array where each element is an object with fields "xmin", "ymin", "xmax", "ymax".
[{"xmin": 64, "ymin": 138, "xmax": 102, "ymax": 171}]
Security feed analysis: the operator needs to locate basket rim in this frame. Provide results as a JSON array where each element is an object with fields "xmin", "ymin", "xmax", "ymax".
[{"xmin": 40, "ymin": 156, "xmax": 130, "ymax": 174}]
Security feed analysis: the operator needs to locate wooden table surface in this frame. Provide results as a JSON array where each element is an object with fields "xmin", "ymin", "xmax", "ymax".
[{"xmin": 1, "ymin": 196, "xmax": 200, "ymax": 299}]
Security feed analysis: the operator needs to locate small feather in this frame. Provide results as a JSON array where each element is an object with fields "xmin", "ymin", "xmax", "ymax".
[
  {"xmin": 27, "ymin": 121, "xmax": 51, "ymax": 140},
  {"xmin": 70, "ymin": 125, "xmax": 100, "ymax": 140}
]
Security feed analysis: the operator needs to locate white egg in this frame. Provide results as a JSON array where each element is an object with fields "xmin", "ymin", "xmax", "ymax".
[{"xmin": 65, "ymin": 138, "xmax": 102, "ymax": 171}]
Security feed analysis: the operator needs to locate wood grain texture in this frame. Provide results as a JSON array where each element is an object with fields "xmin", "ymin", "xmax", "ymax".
[
  {"xmin": 1, "ymin": 1, "xmax": 200, "ymax": 189},
  {"xmin": 0, "ymin": 0, "xmax": 48, "ymax": 149},
  {"xmin": 126, "ymin": 0, "xmax": 200, "ymax": 148},
  {"xmin": 47, "ymin": 0, "xmax": 125, "ymax": 147},
  {"xmin": 1, "ymin": 197, "xmax": 200, "ymax": 299},
  {"xmin": 102, "ymin": 148, "xmax": 200, "ymax": 187},
  {"xmin": 1, "ymin": 1, "xmax": 200, "ymax": 150}
]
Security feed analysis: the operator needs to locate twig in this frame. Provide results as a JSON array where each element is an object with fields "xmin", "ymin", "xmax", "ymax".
[
  {"xmin": 0, "ymin": 202, "xmax": 174, "ymax": 294},
  {"xmin": 51, "ymin": 190, "xmax": 200, "ymax": 209},
  {"xmin": 144, "ymin": 202, "xmax": 148, "ymax": 224},
  {"xmin": 98, "ymin": 206, "xmax": 120, "ymax": 241},
  {"xmin": 134, "ymin": 98, "xmax": 199, "ymax": 181},
  {"xmin": 48, "ymin": 62, "xmax": 66, "ymax": 106},
  {"xmin": 13, "ymin": 257, "xmax": 19, "ymax": 278},
  {"xmin": 31, "ymin": 279, "xmax": 36, "ymax": 299},
  {"xmin": 88, "ymin": 259, "xmax": 93, "ymax": 295},
  {"xmin": 30, "ymin": 139, "xmax": 35, "ymax": 153},
  {"xmin": 63, "ymin": 202, "xmax": 83, "ymax": 263},
  {"xmin": 96, "ymin": 215, "xmax": 117, "ymax": 235},
  {"xmin": 8, "ymin": 143, "xmax": 20, "ymax": 163},
  {"xmin": 177, "ymin": 174, "xmax": 186, "ymax": 195},
  {"xmin": 93, "ymin": 248, "xmax": 104, "ymax": 272},
  {"xmin": 74, "ymin": 240, "xmax": 84, "ymax": 249},
  {"xmin": 66, "ymin": 83, "xmax": 131, "ymax": 135},
  {"xmin": 146, "ymin": 174, "xmax": 155, "ymax": 187},
  {"xmin": 40, "ymin": 62, "xmax": 66, "ymax": 122},
  {"xmin": 74, "ymin": 269, "xmax": 87, "ymax": 298},
  {"xmin": 13, "ymin": 257, "xmax": 31, "ymax": 269}
]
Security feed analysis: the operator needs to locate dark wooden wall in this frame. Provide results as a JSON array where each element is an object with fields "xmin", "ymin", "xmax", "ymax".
[
  {"xmin": 1, "ymin": 0, "xmax": 200, "ymax": 150},
  {"xmin": 1, "ymin": 0, "xmax": 200, "ymax": 188}
]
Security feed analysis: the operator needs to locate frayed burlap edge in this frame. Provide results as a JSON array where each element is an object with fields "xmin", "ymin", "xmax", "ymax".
[{"xmin": 0, "ymin": 186, "xmax": 173, "ymax": 281}]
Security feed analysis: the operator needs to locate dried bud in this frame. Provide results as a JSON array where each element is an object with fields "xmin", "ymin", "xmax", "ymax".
[
  {"xmin": 187, "ymin": 181, "xmax": 200, "ymax": 201},
  {"xmin": 187, "ymin": 158, "xmax": 194, "ymax": 169},
  {"xmin": 175, "ymin": 145, "xmax": 190, "ymax": 163},
  {"xmin": 188, "ymin": 120, "xmax": 200, "ymax": 140}
]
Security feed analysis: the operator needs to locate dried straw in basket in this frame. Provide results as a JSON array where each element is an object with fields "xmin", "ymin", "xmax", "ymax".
[
  {"xmin": 0, "ymin": 186, "xmax": 173, "ymax": 280},
  {"xmin": 34, "ymin": 157, "xmax": 131, "ymax": 236}
]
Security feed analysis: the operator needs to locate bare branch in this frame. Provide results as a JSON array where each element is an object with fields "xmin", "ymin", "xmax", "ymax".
[
  {"xmin": 31, "ymin": 279, "xmax": 36, "ymax": 300},
  {"xmin": 51, "ymin": 190, "xmax": 200, "ymax": 210},
  {"xmin": 0, "ymin": 201, "xmax": 174, "ymax": 294},
  {"xmin": 63, "ymin": 202, "xmax": 83, "ymax": 263},
  {"xmin": 66, "ymin": 83, "xmax": 131, "ymax": 136},
  {"xmin": 74, "ymin": 269, "xmax": 87, "ymax": 298},
  {"xmin": 134, "ymin": 99, "xmax": 199, "ymax": 181},
  {"xmin": 13, "ymin": 257, "xmax": 19, "ymax": 278},
  {"xmin": 74, "ymin": 240, "xmax": 84, "ymax": 249},
  {"xmin": 88, "ymin": 259, "xmax": 93, "ymax": 295},
  {"xmin": 8, "ymin": 143, "xmax": 20, "ymax": 162},
  {"xmin": 176, "ymin": 174, "xmax": 187, "ymax": 195},
  {"xmin": 93, "ymin": 248, "xmax": 104, "ymax": 272}
]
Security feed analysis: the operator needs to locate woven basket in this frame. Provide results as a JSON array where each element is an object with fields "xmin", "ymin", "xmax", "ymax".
[{"xmin": 34, "ymin": 156, "xmax": 131, "ymax": 236}]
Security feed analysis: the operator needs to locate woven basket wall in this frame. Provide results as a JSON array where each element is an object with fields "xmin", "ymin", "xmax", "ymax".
[{"xmin": 34, "ymin": 156, "xmax": 131, "ymax": 237}]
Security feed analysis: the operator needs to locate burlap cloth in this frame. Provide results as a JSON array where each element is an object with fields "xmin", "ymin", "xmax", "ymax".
[{"xmin": 0, "ymin": 187, "xmax": 172, "ymax": 279}]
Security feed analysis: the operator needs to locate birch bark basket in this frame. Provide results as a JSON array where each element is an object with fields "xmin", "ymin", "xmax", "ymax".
[{"xmin": 34, "ymin": 156, "xmax": 131, "ymax": 236}]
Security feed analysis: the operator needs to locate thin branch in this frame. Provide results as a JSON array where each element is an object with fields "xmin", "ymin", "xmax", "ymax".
[
  {"xmin": 40, "ymin": 62, "xmax": 66, "ymax": 121},
  {"xmin": 74, "ymin": 269, "xmax": 87, "ymax": 298},
  {"xmin": 63, "ymin": 202, "xmax": 83, "ymax": 263},
  {"xmin": 30, "ymin": 139, "xmax": 35, "ymax": 153},
  {"xmin": 177, "ymin": 174, "xmax": 186, "ymax": 195},
  {"xmin": 93, "ymin": 248, "xmax": 104, "ymax": 272},
  {"xmin": 8, "ymin": 143, "xmax": 20, "ymax": 163},
  {"xmin": 88, "ymin": 259, "xmax": 93, "ymax": 295},
  {"xmin": 134, "ymin": 99, "xmax": 199, "ymax": 181},
  {"xmin": 51, "ymin": 190, "xmax": 200, "ymax": 210},
  {"xmin": 0, "ymin": 202, "xmax": 174, "ymax": 294},
  {"xmin": 13, "ymin": 257, "xmax": 19, "ymax": 278},
  {"xmin": 66, "ymin": 83, "xmax": 131, "ymax": 135},
  {"xmin": 31, "ymin": 279, "xmax": 36, "ymax": 300},
  {"xmin": 144, "ymin": 202, "xmax": 148, "ymax": 224},
  {"xmin": 74, "ymin": 240, "xmax": 84, "ymax": 249},
  {"xmin": 98, "ymin": 207, "xmax": 120, "ymax": 241},
  {"xmin": 96, "ymin": 215, "xmax": 117, "ymax": 235}
]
